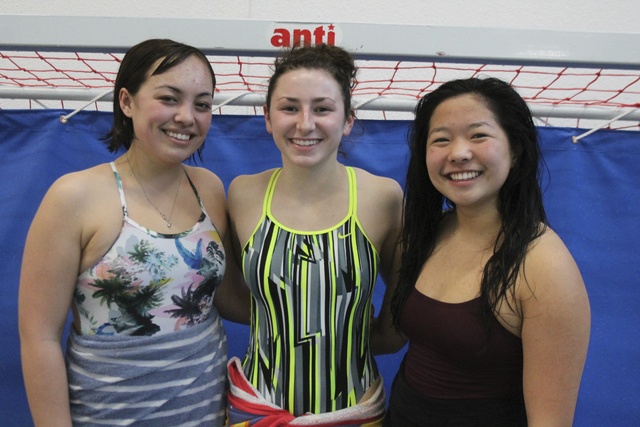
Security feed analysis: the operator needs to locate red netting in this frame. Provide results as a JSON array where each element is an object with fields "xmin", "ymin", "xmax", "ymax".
[{"xmin": 1, "ymin": 50, "xmax": 639, "ymax": 130}]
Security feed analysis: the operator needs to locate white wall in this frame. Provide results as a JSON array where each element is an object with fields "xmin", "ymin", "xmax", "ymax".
[
  {"xmin": 1, "ymin": 0, "xmax": 638, "ymax": 126},
  {"xmin": 1, "ymin": 0, "xmax": 638, "ymax": 34}
]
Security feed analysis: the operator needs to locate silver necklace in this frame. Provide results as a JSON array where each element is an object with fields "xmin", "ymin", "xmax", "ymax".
[{"xmin": 126, "ymin": 153, "xmax": 182, "ymax": 229}]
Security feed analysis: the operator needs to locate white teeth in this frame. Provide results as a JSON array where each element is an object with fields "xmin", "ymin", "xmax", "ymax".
[
  {"xmin": 166, "ymin": 131, "xmax": 190, "ymax": 141},
  {"xmin": 291, "ymin": 139, "xmax": 320, "ymax": 146},
  {"xmin": 450, "ymin": 171, "xmax": 480, "ymax": 181}
]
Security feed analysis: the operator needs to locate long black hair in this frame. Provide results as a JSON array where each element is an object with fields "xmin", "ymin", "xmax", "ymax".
[{"xmin": 391, "ymin": 77, "xmax": 547, "ymax": 325}]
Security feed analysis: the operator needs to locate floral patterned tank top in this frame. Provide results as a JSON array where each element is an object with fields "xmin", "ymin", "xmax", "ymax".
[{"xmin": 74, "ymin": 162, "xmax": 225, "ymax": 336}]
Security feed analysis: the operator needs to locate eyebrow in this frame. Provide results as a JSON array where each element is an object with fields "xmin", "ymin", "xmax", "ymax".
[
  {"xmin": 277, "ymin": 96, "xmax": 337, "ymax": 103},
  {"xmin": 157, "ymin": 84, "xmax": 213, "ymax": 98},
  {"xmin": 428, "ymin": 121, "xmax": 494, "ymax": 136}
]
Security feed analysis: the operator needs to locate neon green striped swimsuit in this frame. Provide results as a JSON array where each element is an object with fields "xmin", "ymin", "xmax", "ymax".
[{"xmin": 241, "ymin": 167, "xmax": 380, "ymax": 416}]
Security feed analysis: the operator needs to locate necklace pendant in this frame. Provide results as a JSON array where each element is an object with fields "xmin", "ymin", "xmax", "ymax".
[{"xmin": 159, "ymin": 213, "xmax": 172, "ymax": 228}]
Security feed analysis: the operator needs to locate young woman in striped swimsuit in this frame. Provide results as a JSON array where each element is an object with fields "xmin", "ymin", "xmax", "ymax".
[{"xmin": 226, "ymin": 44, "xmax": 403, "ymax": 426}]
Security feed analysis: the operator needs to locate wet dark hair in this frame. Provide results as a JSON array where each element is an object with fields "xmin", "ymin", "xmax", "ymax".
[
  {"xmin": 265, "ymin": 43, "xmax": 356, "ymax": 118},
  {"xmin": 391, "ymin": 77, "xmax": 547, "ymax": 326},
  {"xmin": 103, "ymin": 39, "xmax": 215, "ymax": 158}
]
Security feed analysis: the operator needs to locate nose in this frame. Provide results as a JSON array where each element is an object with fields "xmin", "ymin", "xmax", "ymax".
[
  {"xmin": 448, "ymin": 138, "xmax": 472, "ymax": 163},
  {"xmin": 296, "ymin": 108, "xmax": 315, "ymax": 133},
  {"xmin": 175, "ymin": 103, "xmax": 195, "ymax": 125}
]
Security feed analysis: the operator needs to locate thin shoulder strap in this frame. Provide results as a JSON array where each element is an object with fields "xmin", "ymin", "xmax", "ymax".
[
  {"xmin": 346, "ymin": 166, "xmax": 357, "ymax": 218},
  {"xmin": 109, "ymin": 162, "xmax": 128, "ymax": 217},
  {"xmin": 183, "ymin": 167, "xmax": 207, "ymax": 215},
  {"xmin": 263, "ymin": 168, "xmax": 282, "ymax": 218}
]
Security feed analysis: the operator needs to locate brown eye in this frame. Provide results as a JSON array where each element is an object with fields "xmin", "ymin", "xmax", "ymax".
[{"xmin": 196, "ymin": 102, "xmax": 212, "ymax": 111}]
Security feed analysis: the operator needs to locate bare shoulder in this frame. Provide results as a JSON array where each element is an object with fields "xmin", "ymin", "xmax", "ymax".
[
  {"xmin": 183, "ymin": 165, "xmax": 225, "ymax": 196},
  {"xmin": 183, "ymin": 165, "xmax": 228, "ymax": 232},
  {"xmin": 351, "ymin": 167, "xmax": 401, "ymax": 188},
  {"xmin": 351, "ymin": 168, "xmax": 403, "ymax": 222},
  {"xmin": 520, "ymin": 226, "xmax": 587, "ymax": 305},
  {"xmin": 28, "ymin": 163, "xmax": 123, "ymax": 270},
  {"xmin": 46, "ymin": 163, "xmax": 116, "ymax": 211},
  {"xmin": 228, "ymin": 169, "xmax": 275, "ymax": 206},
  {"xmin": 351, "ymin": 167, "xmax": 403, "ymax": 202},
  {"xmin": 228, "ymin": 169, "xmax": 275, "ymax": 248},
  {"xmin": 351, "ymin": 167, "xmax": 403, "ymax": 253},
  {"xmin": 527, "ymin": 227, "xmax": 581, "ymax": 279}
]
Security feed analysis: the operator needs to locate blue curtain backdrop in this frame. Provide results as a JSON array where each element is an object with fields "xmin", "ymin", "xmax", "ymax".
[{"xmin": 1, "ymin": 109, "xmax": 638, "ymax": 426}]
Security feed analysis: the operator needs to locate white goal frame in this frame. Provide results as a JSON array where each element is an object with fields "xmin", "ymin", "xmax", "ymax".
[{"xmin": 1, "ymin": 15, "xmax": 639, "ymax": 123}]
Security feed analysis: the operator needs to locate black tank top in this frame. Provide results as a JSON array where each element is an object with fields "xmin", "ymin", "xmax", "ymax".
[{"xmin": 400, "ymin": 287, "xmax": 523, "ymax": 399}]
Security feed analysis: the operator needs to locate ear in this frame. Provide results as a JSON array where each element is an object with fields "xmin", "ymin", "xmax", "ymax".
[
  {"xmin": 119, "ymin": 88, "xmax": 134, "ymax": 118},
  {"xmin": 510, "ymin": 147, "xmax": 521, "ymax": 168},
  {"xmin": 263, "ymin": 104, "xmax": 273, "ymax": 135},
  {"xmin": 508, "ymin": 142, "xmax": 521, "ymax": 168},
  {"xmin": 342, "ymin": 110, "xmax": 355, "ymax": 137}
]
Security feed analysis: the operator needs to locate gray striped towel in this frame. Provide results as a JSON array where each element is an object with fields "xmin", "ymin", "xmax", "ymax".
[{"xmin": 66, "ymin": 314, "xmax": 228, "ymax": 426}]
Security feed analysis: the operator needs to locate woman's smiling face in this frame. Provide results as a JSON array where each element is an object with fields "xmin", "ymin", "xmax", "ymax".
[
  {"xmin": 119, "ymin": 55, "xmax": 214, "ymax": 162},
  {"xmin": 264, "ymin": 67, "xmax": 354, "ymax": 169},
  {"xmin": 426, "ymin": 93, "xmax": 515, "ymax": 211}
]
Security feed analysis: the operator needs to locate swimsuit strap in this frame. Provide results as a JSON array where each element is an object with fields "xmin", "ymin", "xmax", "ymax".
[{"xmin": 109, "ymin": 161, "xmax": 128, "ymax": 218}]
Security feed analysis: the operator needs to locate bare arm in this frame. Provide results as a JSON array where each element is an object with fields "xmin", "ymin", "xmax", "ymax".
[
  {"xmin": 194, "ymin": 168, "xmax": 251, "ymax": 324},
  {"xmin": 360, "ymin": 174, "xmax": 407, "ymax": 355},
  {"xmin": 370, "ymin": 275, "xmax": 407, "ymax": 355},
  {"xmin": 19, "ymin": 176, "xmax": 85, "ymax": 427},
  {"xmin": 221, "ymin": 173, "xmax": 273, "ymax": 324},
  {"xmin": 213, "ymin": 227, "xmax": 251, "ymax": 324},
  {"xmin": 520, "ymin": 230, "xmax": 591, "ymax": 426}
]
